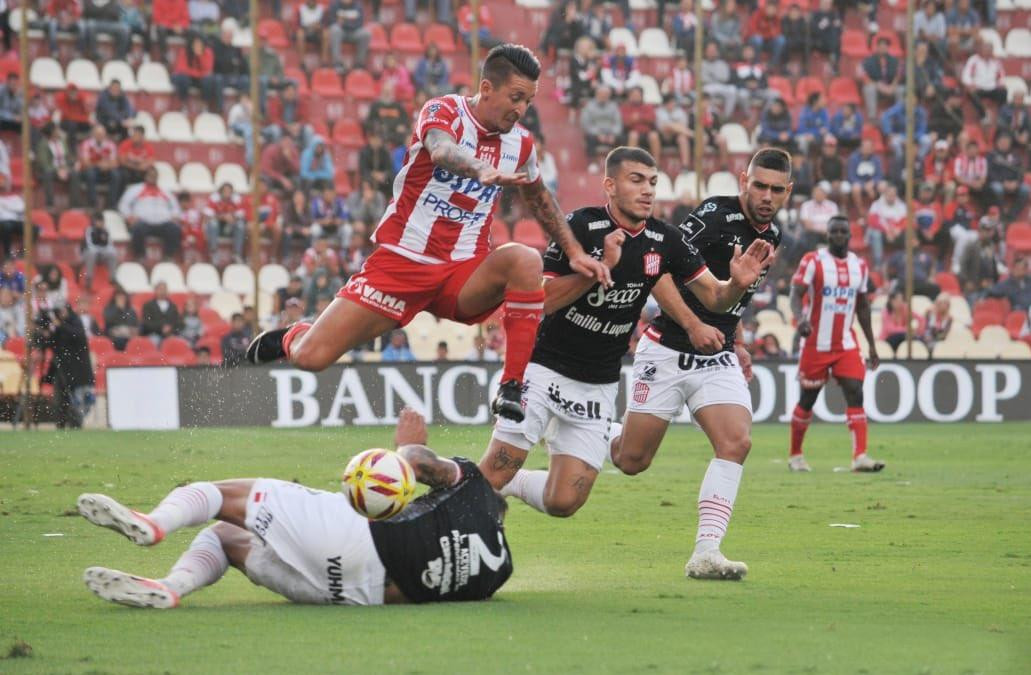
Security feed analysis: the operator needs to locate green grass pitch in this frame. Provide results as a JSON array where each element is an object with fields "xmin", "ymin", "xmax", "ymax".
[{"xmin": 2, "ymin": 422, "xmax": 1030, "ymax": 674}]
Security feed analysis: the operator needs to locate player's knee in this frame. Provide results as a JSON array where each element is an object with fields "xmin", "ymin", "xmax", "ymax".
[
  {"xmin": 614, "ymin": 450, "xmax": 653, "ymax": 476},
  {"xmin": 716, "ymin": 433, "xmax": 751, "ymax": 462},
  {"xmin": 543, "ymin": 493, "xmax": 586, "ymax": 518},
  {"xmin": 506, "ymin": 243, "xmax": 544, "ymax": 283},
  {"xmin": 289, "ymin": 339, "xmax": 333, "ymax": 371}
]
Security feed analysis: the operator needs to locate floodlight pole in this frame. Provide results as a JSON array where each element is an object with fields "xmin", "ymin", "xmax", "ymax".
[
  {"xmin": 692, "ymin": 1, "xmax": 704, "ymax": 201},
  {"xmin": 903, "ymin": 0, "xmax": 916, "ymax": 355},
  {"xmin": 470, "ymin": 0, "xmax": 480, "ymax": 90},
  {"xmin": 19, "ymin": 7, "xmax": 33, "ymax": 429},
  {"xmin": 249, "ymin": 0, "xmax": 263, "ymax": 312}
]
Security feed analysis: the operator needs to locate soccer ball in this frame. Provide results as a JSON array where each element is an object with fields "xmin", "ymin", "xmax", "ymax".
[{"xmin": 342, "ymin": 449, "xmax": 416, "ymax": 520}]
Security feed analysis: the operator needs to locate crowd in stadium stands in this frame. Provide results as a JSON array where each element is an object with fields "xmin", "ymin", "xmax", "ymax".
[{"xmin": 0, "ymin": 0, "xmax": 1029, "ymax": 407}]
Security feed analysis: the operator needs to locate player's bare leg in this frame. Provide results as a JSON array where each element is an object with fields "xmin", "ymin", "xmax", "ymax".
[
  {"xmin": 454, "ymin": 243, "xmax": 545, "ymax": 422},
  {"xmin": 685, "ymin": 404, "xmax": 752, "ymax": 581},
  {"xmin": 479, "ymin": 437, "xmax": 530, "ymax": 491},
  {"xmin": 501, "ymin": 454, "xmax": 599, "ymax": 517},
  {"xmin": 247, "ymin": 297, "xmax": 398, "ymax": 369},
  {"xmin": 839, "ymin": 377, "xmax": 884, "ymax": 472},
  {"xmin": 789, "ymin": 385, "xmax": 821, "ymax": 472},
  {"xmin": 609, "ymin": 411, "xmax": 671, "ymax": 475}
]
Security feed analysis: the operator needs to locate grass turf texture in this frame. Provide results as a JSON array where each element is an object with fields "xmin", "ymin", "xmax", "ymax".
[{"xmin": 1, "ymin": 422, "xmax": 1030, "ymax": 674}]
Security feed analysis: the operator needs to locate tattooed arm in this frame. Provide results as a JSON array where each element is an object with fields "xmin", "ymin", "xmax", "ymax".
[
  {"xmin": 423, "ymin": 128, "xmax": 530, "ymax": 186},
  {"xmin": 397, "ymin": 444, "xmax": 460, "ymax": 490}
]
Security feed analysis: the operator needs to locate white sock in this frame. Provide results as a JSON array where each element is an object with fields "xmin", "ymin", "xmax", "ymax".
[
  {"xmin": 159, "ymin": 526, "xmax": 229, "ymax": 597},
  {"xmin": 694, "ymin": 459, "xmax": 744, "ymax": 555},
  {"xmin": 608, "ymin": 421, "xmax": 623, "ymax": 465},
  {"xmin": 499, "ymin": 469, "xmax": 549, "ymax": 514},
  {"xmin": 147, "ymin": 482, "xmax": 223, "ymax": 535}
]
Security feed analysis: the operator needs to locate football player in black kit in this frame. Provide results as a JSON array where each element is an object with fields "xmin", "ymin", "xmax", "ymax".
[
  {"xmin": 610, "ymin": 148, "xmax": 792, "ymax": 581},
  {"xmin": 479, "ymin": 147, "xmax": 774, "ymax": 518},
  {"xmin": 76, "ymin": 409, "xmax": 512, "ymax": 608}
]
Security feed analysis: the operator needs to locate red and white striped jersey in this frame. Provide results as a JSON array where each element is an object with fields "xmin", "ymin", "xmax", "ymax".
[
  {"xmin": 792, "ymin": 249, "xmax": 869, "ymax": 352},
  {"xmin": 372, "ymin": 94, "xmax": 540, "ymax": 264}
]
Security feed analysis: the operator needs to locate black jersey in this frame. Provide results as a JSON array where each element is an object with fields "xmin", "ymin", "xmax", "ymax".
[
  {"xmin": 531, "ymin": 206, "xmax": 707, "ymax": 384},
  {"xmin": 649, "ymin": 195, "xmax": 782, "ymax": 354},
  {"xmin": 368, "ymin": 458, "xmax": 512, "ymax": 604}
]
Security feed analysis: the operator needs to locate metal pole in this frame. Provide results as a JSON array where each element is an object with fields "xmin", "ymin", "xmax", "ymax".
[
  {"xmin": 470, "ymin": 0, "xmax": 480, "ymax": 89},
  {"xmin": 692, "ymin": 1, "xmax": 704, "ymax": 201},
  {"xmin": 19, "ymin": 6, "xmax": 34, "ymax": 429},
  {"xmin": 249, "ymin": 0, "xmax": 262, "ymax": 311},
  {"xmin": 903, "ymin": 0, "xmax": 916, "ymax": 355}
]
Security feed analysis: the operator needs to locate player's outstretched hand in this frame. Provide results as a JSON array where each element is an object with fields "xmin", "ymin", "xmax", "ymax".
[
  {"xmin": 729, "ymin": 240, "xmax": 774, "ymax": 287},
  {"xmin": 570, "ymin": 251, "xmax": 614, "ymax": 288},
  {"xmin": 797, "ymin": 318, "xmax": 812, "ymax": 338},
  {"xmin": 394, "ymin": 407, "xmax": 428, "ymax": 447},
  {"xmin": 735, "ymin": 343, "xmax": 754, "ymax": 383},
  {"xmin": 867, "ymin": 350, "xmax": 880, "ymax": 371},
  {"xmin": 602, "ymin": 229, "xmax": 626, "ymax": 269},
  {"xmin": 688, "ymin": 322, "xmax": 724, "ymax": 354},
  {"xmin": 478, "ymin": 166, "xmax": 531, "ymax": 186}
]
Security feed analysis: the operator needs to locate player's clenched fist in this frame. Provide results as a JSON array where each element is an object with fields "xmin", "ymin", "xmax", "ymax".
[
  {"xmin": 601, "ymin": 229, "xmax": 626, "ymax": 269},
  {"xmin": 570, "ymin": 251, "xmax": 614, "ymax": 288}
]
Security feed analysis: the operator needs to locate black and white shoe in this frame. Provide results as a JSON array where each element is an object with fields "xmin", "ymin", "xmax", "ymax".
[
  {"xmin": 246, "ymin": 327, "xmax": 289, "ymax": 365},
  {"xmin": 491, "ymin": 380, "xmax": 525, "ymax": 422}
]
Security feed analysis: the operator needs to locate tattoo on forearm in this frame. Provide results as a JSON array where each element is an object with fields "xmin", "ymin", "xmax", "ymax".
[
  {"xmin": 520, "ymin": 182, "xmax": 578, "ymax": 254},
  {"xmin": 424, "ymin": 128, "xmax": 486, "ymax": 179},
  {"xmin": 491, "ymin": 447, "xmax": 525, "ymax": 473}
]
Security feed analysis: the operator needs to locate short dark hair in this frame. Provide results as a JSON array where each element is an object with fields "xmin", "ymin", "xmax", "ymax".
[
  {"xmin": 605, "ymin": 146, "xmax": 657, "ymax": 176},
  {"xmin": 482, "ymin": 44, "xmax": 541, "ymax": 87},
  {"xmin": 828, "ymin": 214, "xmax": 850, "ymax": 227},
  {"xmin": 748, "ymin": 148, "xmax": 793, "ymax": 177}
]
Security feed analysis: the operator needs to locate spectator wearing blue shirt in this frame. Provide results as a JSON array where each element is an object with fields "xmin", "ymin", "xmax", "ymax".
[
  {"xmin": 299, "ymin": 138, "xmax": 334, "ymax": 191},
  {"xmin": 830, "ymin": 103, "xmax": 863, "ymax": 152},
  {"xmin": 381, "ymin": 329, "xmax": 416, "ymax": 362},
  {"xmin": 95, "ymin": 80, "xmax": 135, "ymax": 141},
  {"xmin": 795, "ymin": 92, "xmax": 831, "ymax": 155},
  {"xmin": 309, "ymin": 186, "xmax": 351, "ymax": 247},
  {"xmin": 757, "ymin": 98, "xmax": 795, "ymax": 152},
  {"xmin": 847, "ymin": 137, "xmax": 885, "ymax": 212},
  {"xmin": 413, "ymin": 44, "xmax": 451, "ymax": 97},
  {"xmin": 326, "ymin": 0, "xmax": 370, "ymax": 69},
  {"xmin": 946, "ymin": 0, "xmax": 981, "ymax": 53},
  {"xmin": 881, "ymin": 100, "xmax": 930, "ymax": 160},
  {"xmin": 0, "ymin": 258, "xmax": 26, "ymax": 294},
  {"xmin": 861, "ymin": 37, "xmax": 902, "ymax": 119}
]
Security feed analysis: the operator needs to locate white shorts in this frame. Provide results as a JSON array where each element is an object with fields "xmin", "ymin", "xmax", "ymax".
[
  {"xmin": 492, "ymin": 362, "xmax": 618, "ymax": 471},
  {"xmin": 243, "ymin": 479, "xmax": 386, "ymax": 606},
  {"xmin": 626, "ymin": 336, "xmax": 752, "ymax": 422}
]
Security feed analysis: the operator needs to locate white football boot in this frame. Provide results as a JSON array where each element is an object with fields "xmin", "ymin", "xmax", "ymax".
[
  {"xmin": 788, "ymin": 455, "xmax": 812, "ymax": 472},
  {"xmin": 84, "ymin": 567, "xmax": 179, "ymax": 609},
  {"xmin": 78, "ymin": 493, "xmax": 164, "ymax": 545},
  {"xmin": 685, "ymin": 549, "xmax": 749, "ymax": 580},
  {"xmin": 851, "ymin": 453, "xmax": 886, "ymax": 473}
]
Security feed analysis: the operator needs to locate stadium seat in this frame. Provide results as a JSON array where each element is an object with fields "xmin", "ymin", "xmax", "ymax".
[
  {"xmin": 153, "ymin": 161, "xmax": 180, "ymax": 192},
  {"xmin": 979, "ymin": 325, "xmax": 1012, "ymax": 345},
  {"xmin": 150, "ymin": 262, "xmax": 187, "ymax": 292},
  {"xmin": 425, "ymin": 24, "xmax": 456, "ymax": 53},
  {"xmin": 258, "ymin": 263, "xmax": 290, "ymax": 293},
  {"xmin": 512, "ymin": 219, "xmax": 548, "ymax": 251},
  {"xmin": 756, "ymin": 309, "xmax": 785, "ymax": 327},
  {"xmin": 209, "ymin": 290, "xmax": 244, "ymax": 320},
  {"xmin": 257, "ymin": 18, "xmax": 290, "ymax": 49},
  {"xmin": 861, "ymin": 124, "xmax": 885, "ymax": 154},
  {"xmin": 1000, "ymin": 341, "xmax": 1031, "ymax": 358},
  {"xmin": 133, "ymin": 111, "xmax": 160, "ymax": 141},
  {"xmin": 0, "ymin": 359, "xmax": 22, "ymax": 394},
  {"xmin": 102, "ymin": 210, "xmax": 129, "ymax": 244},
  {"xmin": 32, "ymin": 209, "xmax": 58, "ymax": 240},
  {"xmin": 231, "ymin": 24, "xmax": 253, "ymax": 48},
  {"xmin": 58, "ymin": 210, "xmax": 89, "ymax": 241},
  {"xmin": 186, "ymin": 263, "xmax": 222, "ymax": 295},
  {"xmin": 910, "ymin": 294, "xmax": 933, "ymax": 317},
  {"xmin": 979, "ymin": 28, "xmax": 1006, "ymax": 57},
  {"xmin": 115, "ymin": 262, "xmax": 152, "ymax": 293},
  {"xmin": 674, "ymin": 171, "xmax": 706, "ymax": 200},
  {"xmin": 1004, "ymin": 28, "xmax": 1031, "ymax": 57},
  {"xmin": 840, "ymin": 29, "xmax": 870, "ymax": 59},
  {"xmin": 222, "ymin": 263, "xmax": 255, "ymax": 296},
  {"xmin": 179, "ymin": 162, "xmax": 215, "ymax": 193},
  {"xmin": 160, "ymin": 336, "xmax": 195, "ymax": 361},
  {"xmin": 158, "ymin": 112, "xmax": 195, "ymax": 143},
  {"xmin": 828, "ymin": 77, "xmax": 862, "ymax": 106},
  {"xmin": 607, "ymin": 27, "xmax": 638, "ymax": 55},
  {"xmin": 639, "ymin": 75, "xmax": 662, "ymax": 105},
  {"xmin": 125, "ymin": 336, "xmax": 160, "ymax": 359},
  {"xmin": 344, "ymin": 69, "xmax": 378, "ymax": 100},
  {"xmin": 655, "ymin": 172, "xmax": 675, "ymax": 202},
  {"xmin": 490, "ymin": 220, "xmax": 511, "ymax": 248},
  {"xmin": 366, "ymin": 23, "xmax": 389, "ymax": 51},
  {"xmin": 333, "ymin": 167, "xmax": 351, "ymax": 194},
  {"xmin": 214, "ymin": 163, "xmax": 250, "ymax": 193},
  {"xmin": 1004, "ymin": 76, "xmax": 1029, "ymax": 102},
  {"xmin": 284, "ymin": 67, "xmax": 309, "ymax": 95},
  {"xmin": 931, "ymin": 341, "xmax": 968, "ymax": 358},
  {"xmin": 719, "ymin": 123, "xmax": 753, "ymax": 154},
  {"xmin": 312, "ymin": 68, "xmax": 345, "ymax": 97},
  {"xmin": 332, "ymin": 118, "xmax": 366, "ymax": 149},
  {"xmin": 390, "ymin": 23, "xmax": 424, "ymax": 52},
  {"xmin": 137, "ymin": 62, "xmax": 174, "ymax": 94},
  {"xmin": 29, "ymin": 57, "xmax": 65, "ymax": 89},
  {"xmin": 934, "ymin": 271, "xmax": 961, "ymax": 295},
  {"xmin": 194, "ymin": 113, "xmax": 229, "ymax": 144},
  {"xmin": 66, "ymin": 59, "xmax": 103, "ymax": 91},
  {"xmin": 707, "ymin": 171, "xmax": 737, "ymax": 197},
  {"xmin": 795, "ymin": 76, "xmax": 825, "ymax": 104},
  {"xmin": 88, "ymin": 335, "xmax": 115, "ymax": 357},
  {"xmin": 101, "ymin": 60, "xmax": 138, "ymax": 92},
  {"xmin": 766, "ymin": 76, "xmax": 795, "ymax": 105},
  {"xmin": 895, "ymin": 340, "xmax": 929, "ymax": 359},
  {"xmin": 1005, "ymin": 310, "xmax": 1027, "ymax": 339},
  {"xmin": 638, "ymin": 28, "xmax": 675, "ymax": 57},
  {"xmin": 1005, "ymin": 222, "xmax": 1031, "ymax": 254}
]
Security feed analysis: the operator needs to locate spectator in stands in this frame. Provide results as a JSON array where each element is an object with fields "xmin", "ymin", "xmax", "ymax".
[
  {"xmin": 414, "ymin": 44, "xmax": 451, "ymax": 98},
  {"xmin": 913, "ymin": 0, "xmax": 947, "ymax": 63},
  {"xmin": 221, "ymin": 312, "xmax": 251, "ymax": 367},
  {"xmin": 537, "ymin": 136, "xmax": 559, "ymax": 194},
  {"xmin": 814, "ymin": 135, "xmax": 848, "ymax": 200},
  {"xmin": 212, "ymin": 23, "xmax": 249, "ymax": 112},
  {"xmin": 913, "ymin": 41, "xmax": 945, "ymax": 104},
  {"xmin": 82, "ymin": 0, "xmax": 129, "ymax": 58},
  {"xmin": 466, "ymin": 333, "xmax": 500, "ymax": 361},
  {"xmin": 343, "ymin": 228, "xmax": 372, "ymax": 277},
  {"xmin": 36, "ymin": 264, "xmax": 68, "ymax": 308},
  {"xmin": 326, "ymin": 0, "xmax": 371, "ymax": 70},
  {"xmin": 653, "ymin": 95, "xmax": 691, "ymax": 167},
  {"xmin": 913, "ymin": 181, "xmax": 947, "ymax": 256},
  {"xmin": 358, "ymin": 132, "xmax": 394, "ymax": 198},
  {"xmin": 847, "ymin": 137, "xmax": 884, "ymax": 213},
  {"xmin": 753, "ymin": 333, "xmax": 786, "ymax": 360},
  {"xmin": 346, "ymin": 180, "xmax": 386, "ymax": 231},
  {"xmin": 177, "ymin": 192, "xmax": 206, "ymax": 263},
  {"xmin": 435, "ymin": 340, "xmax": 449, "ymax": 361},
  {"xmin": 600, "ymin": 44, "xmax": 641, "ymax": 99},
  {"xmin": 829, "ymin": 102, "xmax": 863, "ymax": 152},
  {"xmin": 952, "ymin": 139, "xmax": 989, "ymax": 205},
  {"xmin": 700, "ymin": 42, "xmax": 736, "ymax": 119},
  {"xmin": 295, "ymin": 0, "xmax": 325, "ymax": 58},
  {"xmin": 928, "ymin": 88, "xmax": 965, "ymax": 145},
  {"xmin": 458, "ymin": 2, "xmax": 500, "ymax": 49},
  {"xmin": 82, "ymin": 212, "xmax": 118, "ymax": 290},
  {"xmin": 277, "ymin": 296, "xmax": 305, "ymax": 330},
  {"xmin": 672, "ymin": 0, "xmax": 698, "ymax": 55},
  {"xmin": 34, "ymin": 122, "xmax": 80, "ymax": 208},
  {"xmin": 379, "ymin": 53, "xmax": 415, "ymax": 103},
  {"xmin": 103, "ymin": 286, "xmax": 139, "ymax": 351},
  {"xmin": 880, "ymin": 290, "xmax": 926, "ymax": 353},
  {"xmin": 95, "ymin": 80, "xmax": 135, "ymax": 142},
  {"xmin": 76, "ymin": 295, "xmax": 103, "ymax": 339},
  {"xmin": 620, "ymin": 87, "xmax": 661, "ymax": 161},
  {"xmin": 310, "ymin": 185, "xmax": 351, "ymax": 247},
  {"xmin": 0, "ymin": 74, "xmax": 20, "ymax": 133},
  {"xmin": 259, "ymin": 43, "xmax": 290, "ymax": 93},
  {"xmin": 275, "ymin": 275, "xmax": 305, "ymax": 314},
  {"xmin": 265, "ymin": 83, "xmax": 312, "ymax": 147},
  {"xmin": 947, "ymin": 186, "xmax": 979, "ymax": 273},
  {"xmin": 141, "ymin": 281, "xmax": 182, "ymax": 343},
  {"xmin": 709, "ymin": 0, "xmax": 742, "ymax": 58},
  {"xmin": 923, "ymin": 292, "xmax": 954, "ymax": 347},
  {"xmin": 796, "ymin": 92, "xmax": 831, "ymax": 157},
  {"xmin": 117, "ymin": 125, "xmax": 155, "ymax": 187},
  {"xmin": 946, "ymin": 0, "xmax": 981, "ymax": 54},
  {"xmin": 746, "ymin": 0, "xmax": 785, "ymax": 70},
  {"xmin": 864, "ymin": 182, "xmax": 906, "ymax": 266},
  {"xmin": 119, "ymin": 166, "xmax": 181, "ymax": 260},
  {"xmin": 962, "ymin": 38, "xmax": 1006, "ymax": 125},
  {"xmin": 758, "ymin": 98, "xmax": 795, "ymax": 152},
  {"xmin": 799, "ymin": 182, "xmax": 839, "ymax": 251},
  {"xmin": 203, "ymin": 182, "xmax": 247, "ymax": 262},
  {"xmin": 581, "ymin": 4, "xmax": 612, "ymax": 50},
  {"xmin": 987, "ymin": 132, "xmax": 1029, "ymax": 223},
  {"xmin": 152, "ymin": 0, "xmax": 190, "ymax": 55},
  {"xmin": 280, "ymin": 189, "xmax": 313, "ymax": 258},
  {"xmin": 365, "ymin": 82, "xmax": 411, "ymax": 148},
  {"xmin": 78, "ymin": 124, "xmax": 122, "ymax": 210},
  {"xmin": 959, "ymin": 216, "xmax": 1003, "ymax": 303},
  {"xmin": 56, "ymin": 84, "xmax": 93, "ymax": 149},
  {"xmin": 172, "ymin": 35, "xmax": 216, "ymax": 110},
  {"xmin": 924, "ymin": 139, "xmax": 957, "ymax": 201},
  {"xmin": 27, "ymin": 88, "xmax": 51, "ymax": 146},
  {"xmin": 299, "ymin": 138, "xmax": 335, "ymax": 191},
  {"xmin": 567, "ymin": 36, "xmax": 601, "ymax": 109},
  {"xmin": 260, "ymin": 135, "xmax": 300, "ymax": 194},
  {"xmin": 581, "ymin": 85, "xmax": 623, "ymax": 159},
  {"xmin": 731, "ymin": 43, "xmax": 770, "ymax": 112},
  {"xmin": 305, "ymin": 268, "xmax": 341, "ymax": 316},
  {"xmin": 861, "ymin": 37, "xmax": 903, "ymax": 120},
  {"xmin": 0, "ymin": 188, "xmax": 24, "ymax": 259},
  {"xmin": 780, "ymin": 3, "xmax": 808, "ymax": 65},
  {"xmin": 0, "ymin": 258, "xmax": 25, "ymax": 293},
  {"xmin": 999, "ymin": 91, "xmax": 1030, "ymax": 149},
  {"xmin": 179, "ymin": 295, "xmax": 203, "ymax": 346},
  {"xmin": 228, "ymin": 92, "xmax": 253, "ymax": 152},
  {"xmin": 119, "ymin": 0, "xmax": 147, "ymax": 48},
  {"xmin": 301, "ymin": 236, "xmax": 342, "ymax": 280},
  {"xmin": 0, "ymin": 286, "xmax": 25, "ymax": 343},
  {"xmin": 989, "ymin": 257, "xmax": 1031, "ymax": 312},
  {"xmin": 660, "ymin": 54, "xmax": 694, "ymax": 107},
  {"xmin": 38, "ymin": 0, "xmax": 81, "ymax": 55},
  {"xmin": 381, "ymin": 329, "xmax": 416, "ymax": 362},
  {"xmin": 882, "ymin": 99, "xmax": 931, "ymax": 160},
  {"xmin": 809, "ymin": 0, "xmax": 842, "ymax": 72},
  {"xmin": 540, "ymin": 1, "xmax": 584, "ymax": 58}
]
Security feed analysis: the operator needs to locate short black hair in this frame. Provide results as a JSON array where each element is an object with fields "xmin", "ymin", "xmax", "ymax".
[
  {"xmin": 605, "ymin": 146, "xmax": 657, "ymax": 176},
  {"xmin": 828, "ymin": 214, "xmax": 850, "ymax": 227},
  {"xmin": 748, "ymin": 148, "xmax": 793, "ymax": 178},
  {"xmin": 482, "ymin": 44, "xmax": 541, "ymax": 87}
]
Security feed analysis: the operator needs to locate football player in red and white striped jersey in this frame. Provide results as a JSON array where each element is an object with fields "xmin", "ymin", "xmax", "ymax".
[{"xmin": 788, "ymin": 216, "xmax": 884, "ymax": 472}]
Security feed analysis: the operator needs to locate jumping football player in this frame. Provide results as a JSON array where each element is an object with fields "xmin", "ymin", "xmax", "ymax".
[
  {"xmin": 480, "ymin": 147, "xmax": 774, "ymax": 518},
  {"xmin": 788, "ymin": 215, "xmax": 884, "ymax": 472},
  {"xmin": 247, "ymin": 44, "xmax": 610, "ymax": 422},
  {"xmin": 610, "ymin": 148, "xmax": 791, "ymax": 581},
  {"xmin": 77, "ymin": 409, "xmax": 512, "ymax": 608}
]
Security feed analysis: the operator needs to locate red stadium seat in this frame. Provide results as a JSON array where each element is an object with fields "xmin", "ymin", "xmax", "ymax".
[
  {"xmin": 828, "ymin": 77, "xmax": 861, "ymax": 105},
  {"xmin": 88, "ymin": 335, "xmax": 115, "ymax": 357},
  {"xmin": 1005, "ymin": 310, "xmax": 1027, "ymax": 339},
  {"xmin": 963, "ymin": 124, "xmax": 989, "ymax": 153},
  {"xmin": 3, "ymin": 335, "xmax": 25, "ymax": 358},
  {"xmin": 195, "ymin": 334, "xmax": 224, "ymax": 362},
  {"xmin": 58, "ymin": 210, "xmax": 89, "ymax": 241},
  {"xmin": 425, "ymin": 24, "xmax": 457, "ymax": 54},
  {"xmin": 258, "ymin": 19, "xmax": 290, "ymax": 49},
  {"xmin": 312, "ymin": 68, "xmax": 344, "ymax": 97},
  {"xmin": 332, "ymin": 118, "xmax": 366, "ymax": 149},
  {"xmin": 344, "ymin": 69, "xmax": 378, "ymax": 100},
  {"xmin": 125, "ymin": 336, "xmax": 159, "ymax": 358},
  {"xmin": 512, "ymin": 219, "xmax": 548, "ymax": 251},
  {"xmin": 1006, "ymin": 222, "xmax": 1031, "ymax": 253},
  {"xmin": 310, "ymin": 119, "xmax": 330, "ymax": 139},
  {"xmin": 841, "ymin": 30, "xmax": 870, "ymax": 59},
  {"xmin": 284, "ymin": 67, "xmax": 310, "ymax": 95},
  {"xmin": 102, "ymin": 352, "xmax": 139, "ymax": 367},
  {"xmin": 975, "ymin": 297, "xmax": 1011, "ymax": 318},
  {"xmin": 333, "ymin": 167, "xmax": 352, "ymax": 193},
  {"xmin": 367, "ymin": 23, "xmax": 389, "ymax": 52},
  {"xmin": 795, "ymin": 76, "xmax": 825, "ymax": 104},
  {"xmin": 390, "ymin": 23, "xmax": 423, "ymax": 52},
  {"xmin": 934, "ymin": 272, "xmax": 961, "ymax": 295},
  {"xmin": 32, "ymin": 209, "xmax": 58, "ymax": 241},
  {"xmin": 766, "ymin": 76, "xmax": 795, "ymax": 105},
  {"xmin": 861, "ymin": 124, "xmax": 885, "ymax": 154},
  {"xmin": 160, "ymin": 336, "xmax": 193, "ymax": 357}
]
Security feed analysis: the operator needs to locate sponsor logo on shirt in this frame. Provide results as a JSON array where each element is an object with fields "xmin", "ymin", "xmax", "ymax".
[
  {"xmin": 431, "ymin": 167, "xmax": 501, "ymax": 204},
  {"xmin": 586, "ymin": 284, "xmax": 642, "ymax": 308},
  {"xmin": 588, "ymin": 219, "xmax": 610, "ymax": 231},
  {"xmin": 643, "ymin": 229, "xmax": 665, "ymax": 242},
  {"xmin": 326, "ymin": 555, "xmax": 349, "ymax": 604},
  {"xmin": 637, "ymin": 362, "xmax": 658, "ymax": 382},
  {"xmin": 563, "ymin": 305, "xmax": 635, "ymax": 337},
  {"xmin": 420, "ymin": 531, "xmax": 508, "ymax": 595},
  {"xmin": 726, "ymin": 212, "xmax": 745, "ymax": 222}
]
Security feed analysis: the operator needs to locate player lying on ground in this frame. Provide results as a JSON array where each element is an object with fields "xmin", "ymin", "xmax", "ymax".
[
  {"xmin": 610, "ymin": 148, "xmax": 791, "ymax": 581},
  {"xmin": 247, "ymin": 44, "xmax": 610, "ymax": 423},
  {"xmin": 77, "ymin": 409, "xmax": 512, "ymax": 608},
  {"xmin": 788, "ymin": 215, "xmax": 884, "ymax": 472},
  {"xmin": 478, "ymin": 147, "xmax": 774, "ymax": 518}
]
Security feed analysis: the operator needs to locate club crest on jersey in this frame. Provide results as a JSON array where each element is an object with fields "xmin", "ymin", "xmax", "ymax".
[
  {"xmin": 643, "ymin": 252, "xmax": 662, "ymax": 276},
  {"xmin": 633, "ymin": 382, "xmax": 650, "ymax": 404},
  {"xmin": 478, "ymin": 145, "xmax": 498, "ymax": 164}
]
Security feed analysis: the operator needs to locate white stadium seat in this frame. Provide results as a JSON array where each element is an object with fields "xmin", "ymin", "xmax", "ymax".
[
  {"xmin": 638, "ymin": 28, "xmax": 674, "ymax": 58},
  {"xmin": 150, "ymin": 261, "xmax": 187, "ymax": 293},
  {"xmin": 655, "ymin": 171, "xmax": 675, "ymax": 202},
  {"xmin": 103, "ymin": 210, "xmax": 130, "ymax": 243},
  {"xmin": 1000, "ymin": 341, "xmax": 1031, "ymax": 358},
  {"xmin": 707, "ymin": 171, "xmax": 738, "ymax": 197},
  {"xmin": 720, "ymin": 123, "xmax": 754, "ymax": 155},
  {"xmin": 194, "ymin": 112, "xmax": 229, "ymax": 144},
  {"xmin": 910, "ymin": 294, "xmax": 933, "ymax": 317},
  {"xmin": 66, "ymin": 59, "xmax": 103, "ymax": 91},
  {"xmin": 101, "ymin": 60, "xmax": 138, "ymax": 92},
  {"xmin": 948, "ymin": 296, "xmax": 972, "ymax": 326},
  {"xmin": 214, "ymin": 163, "xmax": 250, "ymax": 193},
  {"xmin": 629, "ymin": 0, "xmax": 657, "ymax": 8},
  {"xmin": 186, "ymin": 263, "xmax": 223, "ymax": 295},
  {"xmin": 153, "ymin": 161, "xmax": 180, "ymax": 192},
  {"xmin": 1003, "ymin": 76, "xmax": 1028, "ymax": 103},
  {"xmin": 978, "ymin": 28, "xmax": 1006, "ymax": 57},
  {"xmin": 179, "ymin": 162, "xmax": 215, "ymax": 193},
  {"xmin": 208, "ymin": 291, "xmax": 244, "ymax": 321},
  {"xmin": 8, "ymin": 7, "xmax": 36, "ymax": 32},
  {"xmin": 515, "ymin": 0, "xmax": 551, "ymax": 7},
  {"xmin": 406, "ymin": 312, "xmax": 443, "ymax": 360},
  {"xmin": 133, "ymin": 111, "xmax": 161, "ymax": 141},
  {"xmin": 29, "ymin": 57, "xmax": 65, "ymax": 89},
  {"xmin": 137, "ymin": 62, "xmax": 174, "ymax": 94},
  {"xmin": 978, "ymin": 325, "xmax": 1011, "ymax": 346},
  {"xmin": 115, "ymin": 262, "xmax": 152, "ymax": 294},
  {"xmin": 674, "ymin": 172, "xmax": 707, "ymax": 201},
  {"xmin": 756, "ymin": 309, "xmax": 785, "ymax": 327},
  {"xmin": 608, "ymin": 28, "xmax": 638, "ymax": 56},
  {"xmin": 158, "ymin": 112, "xmax": 194, "ymax": 143},
  {"xmin": 1004, "ymin": 28, "xmax": 1031, "ymax": 57},
  {"xmin": 258, "ymin": 264, "xmax": 290, "ymax": 293},
  {"xmin": 232, "ymin": 26, "xmax": 253, "ymax": 48},
  {"xmin": 894, "ymin": 340, "xmax": 929, "ymax": 359},
  {"xmin": 997, "ymin": 0, "xmax": 1015, "ymax": 9},
  {"xmin": 639, "ymin": 75, "xmax": 663, "ymax": 105},
  {"xmin": 222, "ymin": 263, "xmax": 256, "ymax": 296},
  {"xmin": 931, "ymin": 341, "xmax": 968, "ymax": 358}
]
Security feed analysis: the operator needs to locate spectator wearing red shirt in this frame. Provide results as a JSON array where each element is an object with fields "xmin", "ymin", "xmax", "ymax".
[
  {"xmin": 152, "ymin": 0, "xmax": 190, "ymax": 53},
  {"xmin": 257, "ymin": 188, "xmax": 283, "ymax": 261},
  {"xmin": 42, "ymin": 0, "xmax": 82, "ymax": 54},
  {"xmin": 619, "ymin": 87, "xmax": 661, "ymax": 161},
  {"xmin": 746, "ymin": 1, "xmax": 785, "ymax": 69},
  {"xmin": 178, "ymin": 192, "xmax": 207, "ymax": 264},
  {"xmin": 171, "ymin": 35, "xmax": 216, "ymax": 109},
  {"xmin": 203, "ymin": 183, "xmax": 248, "ymax": 262},
  {"xmin": 912, "ymin": 182, "xmax": 947, "ymax": 258},
  {"xmin": 117, "ymin": 125, "xmax": 155, "ymax": 185},
  {"xmin": 56, "ymin": 84, "xmax": 93, "ymax": 148},
  {"xmin": 952, "ymin": 139, "xmax": 988, "ymax": 203},
  {"xmin": 458, "ymin": 3, "xmax": 500, "ymax": 48},
  {"xmin": 77, "ymin": 124, "xmax": 122, "ymax": 209},
  {"xmin": 923, "ymin": 139, "xmax": 956, "ymax": 200},
  {"xmin": 260, "ymin": 135, "xmax": 301, "ymax": 193}
]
